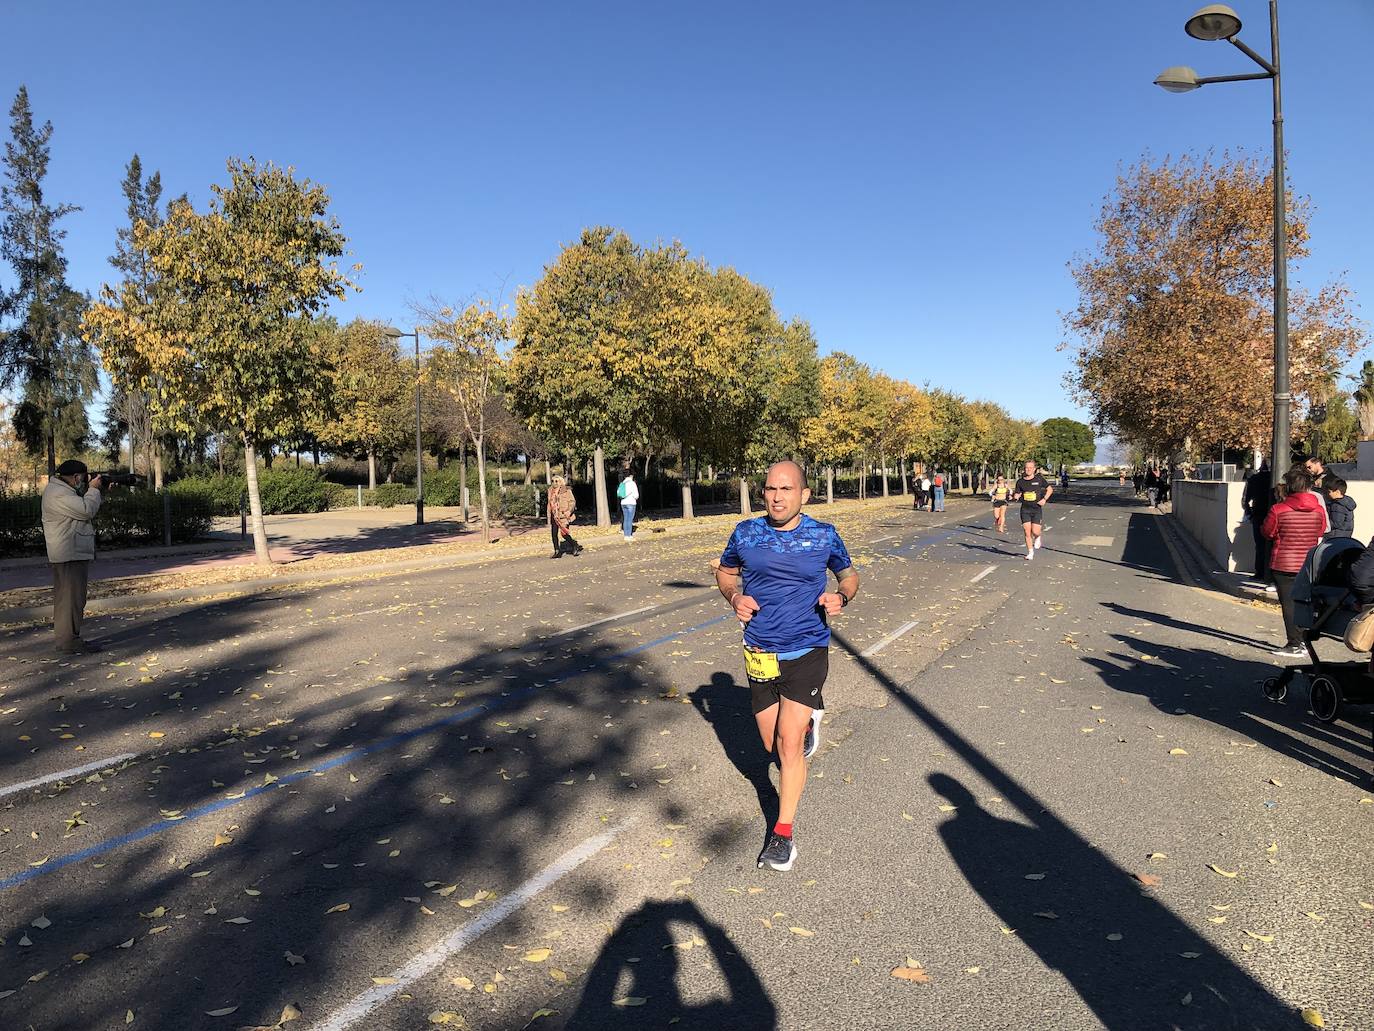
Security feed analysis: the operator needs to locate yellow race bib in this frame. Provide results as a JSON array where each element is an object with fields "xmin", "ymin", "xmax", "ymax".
[
  {"xmin": 743, "ymin": 647, "xmax": 781, "ymax": 682},
  {"xmin": 1022, "ymin": 491, "xmax": 1037, "ymax": 503}
]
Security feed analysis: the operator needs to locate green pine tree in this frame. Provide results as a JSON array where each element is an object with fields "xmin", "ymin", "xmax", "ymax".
[{"xmin": 0, "ymin": 85, "xmax": 96, "ymax": 473}]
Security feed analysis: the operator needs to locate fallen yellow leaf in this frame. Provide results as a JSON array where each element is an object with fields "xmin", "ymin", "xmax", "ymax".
[
  {"xmin": 1301, "ymin": 1008, "xmax": 1325, "ymax": 1027},
  {"xmin": 324, "ymin": 903, "xmax": 351, "ymax": 914},
  {"xmin": 788, "ymin": 927, "xmax": 815, "ymax": 937},
  {"xmin": 522, "ymin": 948, "xmax": 552, "ymax": 963},
  {"xmin": 1207, "ymin": 864, "xmax": 1239, "ymax": 878}
]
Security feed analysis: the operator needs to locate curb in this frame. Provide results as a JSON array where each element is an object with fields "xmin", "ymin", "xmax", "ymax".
[
  {"xmin": 1156, "ymin": 510, "xmax": 1277, "ymax": 606},
  {"xmin": 2, "ymin": 495, "xmax": 979, "ymax": 626}
]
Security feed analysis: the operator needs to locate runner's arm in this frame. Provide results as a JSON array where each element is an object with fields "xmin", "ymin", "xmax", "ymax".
[
  {"xmin": 819, "ymin": 567, "xmax": 859, "ymax": 615},
  {"xmin": 1041, "ymin": 482, "xmax": 1053, "ymax": 505},
  {"xmin": 715, "ymin": 562, "xmax": 760, "ymax": 621}
]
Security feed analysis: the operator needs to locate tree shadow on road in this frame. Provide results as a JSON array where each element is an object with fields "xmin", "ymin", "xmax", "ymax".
[
  {"xmin": 830, "ymin": 629, "xmax": 1307, "ymax": 1031},
  {"xmin": 564, "ymin": 898, "xmax": 775, "ymax": 1030},
  {"xmin": 1102, "ymin": 601, "xmax": 1274, "ymax": 652},
  {"xmin": 1085, "ymin": 631, "xmax": 1373, "ymax": 786},
  {"xmin": 689, "ymin": 673, "xmax": 777, "ymax": 852}
]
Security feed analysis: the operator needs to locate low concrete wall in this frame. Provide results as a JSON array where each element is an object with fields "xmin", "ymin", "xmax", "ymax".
[
  {"xmin": 1171, "ymin": 480, "xmax": 1253, "ymax": 573},
  {"xmin": 1172, "ymin": 476, "xmax": 1374, "ymax": 574}
]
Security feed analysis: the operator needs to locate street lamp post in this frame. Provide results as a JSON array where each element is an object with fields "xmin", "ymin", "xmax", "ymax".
[
  {"xmin": 385, "ymin": 326, "xmax": 425, "ymax": 525},
  {"xmin": 1155, "ymin": 2, "xmax": 1290, "ymax": 475}
]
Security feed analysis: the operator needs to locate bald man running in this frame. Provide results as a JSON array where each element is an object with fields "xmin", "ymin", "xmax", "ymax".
[{"xmin": 715, "ymin": 461, "xmax": 860, "ymax": 872}]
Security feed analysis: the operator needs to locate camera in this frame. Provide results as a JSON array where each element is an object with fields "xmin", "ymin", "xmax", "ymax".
[{"xmin": 92, "ymin": 470, "xmax": 148, "ymax": 488}]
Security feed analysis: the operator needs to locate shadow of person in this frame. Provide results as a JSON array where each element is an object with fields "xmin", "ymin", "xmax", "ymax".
[
  {"xmin": 1102, "ymin": 601, "xmax": 1272, "ymax": 652},
  {"xmin": 689, "ymin": 673, "xmax": 778, "ymax": 841},
  {"xmin": 565, "ymin": 899, "xmax": 776, "ymax": 1031},
  {"xmin": 1086, "ymin": 633, "xmax": 1372, "ymax": 785},
  {"xmin": 928, "ymin": 773, "xmax": 1302, "ymax": 1030}
]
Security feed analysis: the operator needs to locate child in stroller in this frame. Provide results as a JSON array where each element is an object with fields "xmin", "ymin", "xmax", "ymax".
[{"xmin": 1262, "ymin": 536, "xmax": 1374, "ymax": 728}]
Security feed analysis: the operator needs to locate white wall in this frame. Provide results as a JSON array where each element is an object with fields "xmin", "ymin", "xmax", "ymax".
[{"xmin": 1172, "ymin": 477, "xmax": 1374, "ymax": 574}]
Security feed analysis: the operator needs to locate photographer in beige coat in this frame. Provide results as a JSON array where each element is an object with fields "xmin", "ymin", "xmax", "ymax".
[{"xmin": 41, "ymin": 459, "xmax": 105, "ymax": 654}]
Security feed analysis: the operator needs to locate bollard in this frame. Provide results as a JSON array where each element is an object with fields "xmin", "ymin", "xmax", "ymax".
[
  {"xmin": 357, "ymin": 484, "xmax": 363, "ymax": 508},
  {"xmin": 162, "ymin": 491, "xmax": 172, "ymax": 547}
]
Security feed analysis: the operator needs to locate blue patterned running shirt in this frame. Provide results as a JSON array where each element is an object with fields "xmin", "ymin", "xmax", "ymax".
[{"xmin": 719, "ymin": 514, "xmax": 854, "ymax": 652}]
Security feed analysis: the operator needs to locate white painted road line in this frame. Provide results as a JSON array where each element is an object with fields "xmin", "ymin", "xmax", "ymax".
[
  {"xmin": 314, "ymin": 819, "xmax": 635, "ymax": 1031},
  {"xmin": 0, "ymin": 752, "xmax": 139, "ymax": 799},
  {"xmin": 869, "ymin": 534, "xmax": 899, "ymax": 545},
  {"xmin": 970, "ymin": 564, "xmax": 997, "ymax": 584},
  {"xmin": 555, "ymin": 601, "xmax": 673, "ymax": 637},
  {"xmin": 861, "ymin": 620, "xmax": 920, "ymax": 658}
]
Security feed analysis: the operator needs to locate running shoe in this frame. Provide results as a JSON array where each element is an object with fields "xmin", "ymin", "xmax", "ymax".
[
  {"xmin": 1271, "ymin": 644, "xmax": 1305, "ymax": 658},
  {"xmin": 1034, "ymin": 536, "xmax": 1042, "ymax": 550},
  {"xmin": 803, "ymin": 708, "xmax": 824, "ymax": 759},
  {"xmin": 757, "ymin": 833, "xmax": 796, "ymax": 871},
  {"xmin": 1025, "ymin": 549, "xmax": 1034, "ymax": 561}
]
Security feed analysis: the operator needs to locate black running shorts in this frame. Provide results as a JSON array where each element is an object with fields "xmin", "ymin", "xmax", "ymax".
[
  {"xmin": 1020, "ymin": 504, "xmax": 1044, "ymax": 525},
  {"xmin": 747, "ymin": 647, "xmax": 828, "ymax": 714}
]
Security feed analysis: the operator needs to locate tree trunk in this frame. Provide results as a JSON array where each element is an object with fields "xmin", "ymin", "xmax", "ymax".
[
  {"xmin": 544, "ymin": 459, "xmax": 551, "ymax": 484},
  {"xmin": 826, "ymin": 465, "xmax": 834, "ymax": 504},
  {"xmin": 498, "ymin": 465, "xmax": 504, "ymax": 491},
  {"xmin": 739, "ymin": 473, "xmax": 751, "ymax": 516},
  {"xmin": 218, "ymin": 437, "xmax": 225, "ymax": 477},
  {"xmin": 901, "ymin": 458, "xmax": 909, "ymax": 495},
  {"xmin": 859, "ymin": 464, "xmax": 866, "ymax": 500},
  {"xmin": 593, "ymin": 444, "xmax": 611, "ymax": 527},
  {"xmin": 313, "ymin": 445, "xmax": 321, "ymax": 466},
  {"xmin": 881, "ymin": 455, "xmax": 889, "ymax": 497},
  {"xmin": 367, "ymin": 450, "xmax": 378, "ymax": 490},
  {"xmin": 153, "ymin": 450, "xmax": 164, "ymax": 492},
  {"xmin": 523, "ymin": 455, "xmax": 532, "ymax": 485},
  {"xmin": 475, "ymin": 436, "xmax": 491, "ymax": 542},
  {"xmin": 680, "ymin": 444, "xmax": 695, "ymax": 520},
  {"xmin": 242, "ymin": 439, "xmax": 272, "ymax": 564}
]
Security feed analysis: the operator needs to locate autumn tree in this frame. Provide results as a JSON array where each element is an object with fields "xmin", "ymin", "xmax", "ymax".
[
  {"xmin": 510, "ymin": 228, "xmax": 645, "ymax": 527},
  {"xmin": 315, "ymin": 318, "xmax": 413, "ymax": 489},
  {"xmin": 84, "ymin": 158, "xmax": 354, "ymax": 563},
  {"xmin": 1040, "ymin": 417, "xmax": 1096, "ymax": 471},
  {"xmin": 1065, "ymin": 152, "xmax": 1365, "ymax": 459},
  {"xmin": 421, "ymin": 299, "xmax": 509, "ymax": 541},
  {"xmin": 1, "ymin": 86, "xmax": 96, "ymax": 473},
  {"xmin": 800, "ymin": 352, "xmax": 870, "ymax": 503}
]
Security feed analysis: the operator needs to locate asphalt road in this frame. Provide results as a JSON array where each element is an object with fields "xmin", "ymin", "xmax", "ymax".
[{"xmin": 2, "ymin": 484, "xmax": 1370, "ymax": 1031}]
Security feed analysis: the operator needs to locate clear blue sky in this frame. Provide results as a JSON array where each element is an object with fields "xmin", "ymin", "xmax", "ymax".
[{"xmin": 3, "ymin": 0, "xmax": 1370, "ymax": 436}]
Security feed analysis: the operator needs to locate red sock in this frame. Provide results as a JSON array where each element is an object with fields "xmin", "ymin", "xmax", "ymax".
[{"xmin": 773, "ymin": 821, "xmax": 792, "ymax": 839}]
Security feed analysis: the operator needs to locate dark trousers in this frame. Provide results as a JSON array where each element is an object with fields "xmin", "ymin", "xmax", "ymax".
[
  {"xmin": 1250, "ymin": 517, "xmax": 1270, "ymax": 581},
  {"xmin": 52, "ymin": 560, "xmax": 90, "ymax": 649},
  {"xmin": 1272, "ymin": 571, "xmax": 1302, "ymax": 648},
  {"xmin": 550, "ymin": 521, "xmax": 579, "ymax": 555}
]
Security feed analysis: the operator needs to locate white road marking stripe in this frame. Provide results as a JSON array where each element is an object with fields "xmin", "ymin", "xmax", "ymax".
[
  {"xmin": 0, "ymin": 753, "xmax": 139, "ymax": 799},
  {"xmin": 970, "ymin": 564, "xmax": 997, "ymax": 584},
  {"xmin": 314, "ymin": 819, "xmax": 635, "ymax": 1031},
  {"xmin": 861, "ymin": 620, "xmax": 919, "ymax": 657},
  {"xmin": 555, "ymin": 602, "xmax": 671, "ymax": 636},
  {"xmin": 869, "ymin": 534, "xmax": 899, "ymax": 545}
]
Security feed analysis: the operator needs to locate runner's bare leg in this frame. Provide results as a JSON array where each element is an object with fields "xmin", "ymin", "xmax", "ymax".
[{"xmin": 773, "ymin": 697, "xmax": 812, "ymax": 825}]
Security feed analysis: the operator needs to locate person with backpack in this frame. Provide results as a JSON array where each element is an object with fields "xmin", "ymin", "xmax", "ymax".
[
  {"xmin": 932, "ymin": 470, "xmax": 945, "ymax": 512},
  {"xmin": 617, "ymin": 469, "xmax": 639, "ymax": 541}
]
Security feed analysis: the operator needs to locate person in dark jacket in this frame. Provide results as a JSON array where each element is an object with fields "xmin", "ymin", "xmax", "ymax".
[
  {"xmin": 1242, "ymin": 462, "xmax": 1274, "ymax": 589},
  {"xmin": 1324, "ymin": 477, "xmax": 1356, "ymax": 539},
  {"xmin": 1349, "ymin": 536, "xmax": 1374, "ymax": 607},
  {"xmin": 1261, "ymin": 467, "xmax": 1329, "ymax": 657}
]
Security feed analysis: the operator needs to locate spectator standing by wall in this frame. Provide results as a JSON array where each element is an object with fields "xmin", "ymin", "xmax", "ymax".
[
  {"xmin": 41, "ymin": 460, "xmax": 105, "ymax": 654},
  {"xmin": 1242, "ymin": 461, "xmax": 1275, "ymax": 593},
  {"xmin": 1261, "ymin": 467, "xmax": 1328, "ymax": 657}
]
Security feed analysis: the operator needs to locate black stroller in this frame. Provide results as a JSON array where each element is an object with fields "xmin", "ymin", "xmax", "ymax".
[{"xmin": 1262, "ymin": 537, "xmax": 1374, "ymax": 724}]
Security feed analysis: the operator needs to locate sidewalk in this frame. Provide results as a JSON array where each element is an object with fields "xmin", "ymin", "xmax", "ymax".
[
  {"xmin": 1155, "ymin": 506, "xmax": 1280, "ymax": 605},
  {"xmin": 0, "ymin": 494, "xmax": 975, "ymax": 622}
]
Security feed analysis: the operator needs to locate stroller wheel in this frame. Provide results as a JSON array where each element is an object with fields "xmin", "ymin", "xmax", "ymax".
[
  {"xmin": 1261, "ymin": 677, "xmax": 1287, "ymax": 702},
  {"xmin": 1309, "ymin": 676, "xmax": 1341, "ymax": 723}
]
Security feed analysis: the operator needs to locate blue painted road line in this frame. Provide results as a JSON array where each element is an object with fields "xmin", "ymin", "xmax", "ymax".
[{"xmin": 0, "ymin": 612, "xmax": 732, "ymax": 893}]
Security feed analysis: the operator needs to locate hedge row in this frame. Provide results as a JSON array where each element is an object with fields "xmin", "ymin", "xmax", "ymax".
[{"xmin": 0, "ymin": 488, "xmax": 215, "ymax": 556}]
